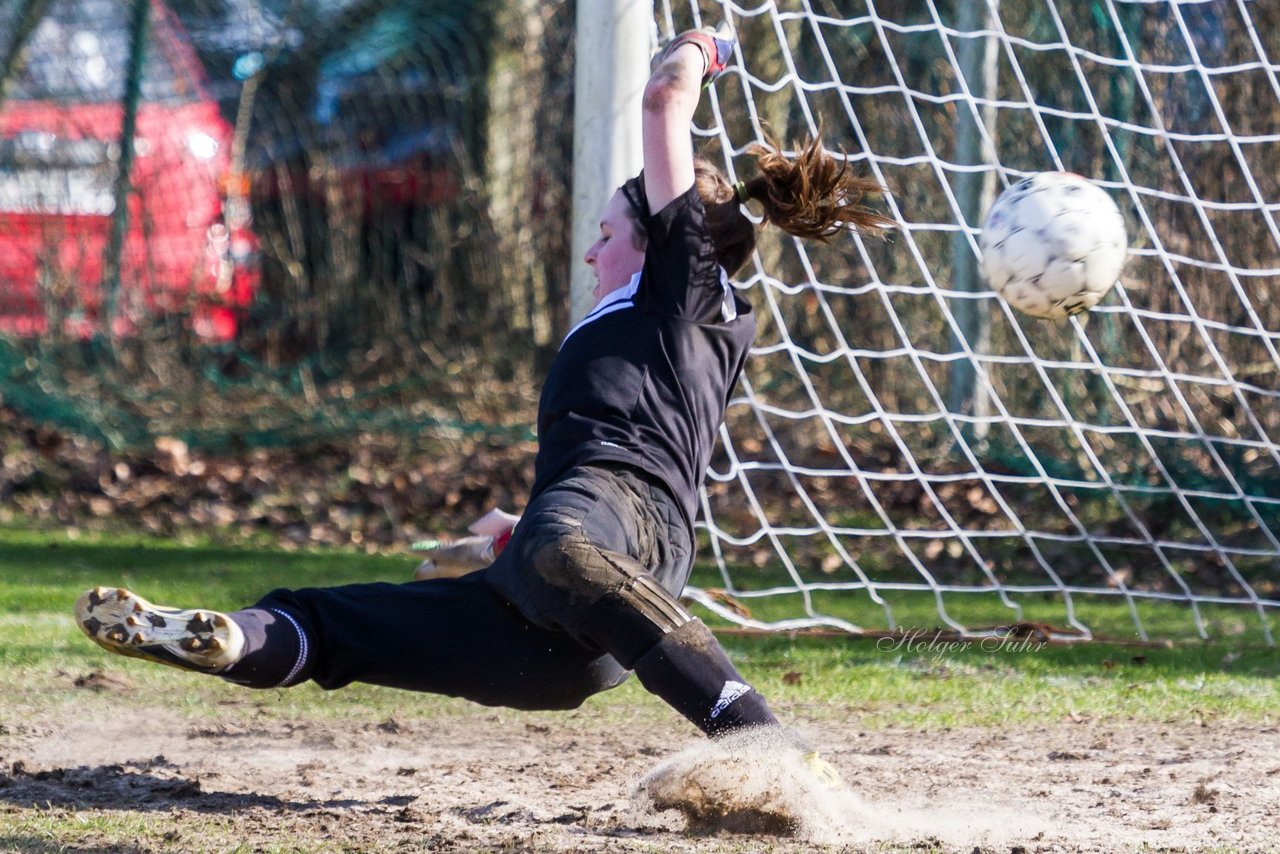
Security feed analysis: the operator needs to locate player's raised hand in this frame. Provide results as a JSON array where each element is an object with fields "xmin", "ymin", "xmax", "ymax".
[
  {"xmin": 643, "ymin": 23, "xmax": 734, "ymax": 214},
  {"xmin": 654, "ymin": 23, "xmax": 735, "ymax": 86}
]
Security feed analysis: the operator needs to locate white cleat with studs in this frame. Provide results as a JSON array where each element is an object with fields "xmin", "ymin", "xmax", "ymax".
[{"xmin": 75, "ymin": 586, "xmax": 245, "ymax": 674}]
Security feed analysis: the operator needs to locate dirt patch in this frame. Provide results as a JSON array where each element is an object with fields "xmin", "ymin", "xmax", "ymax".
[{"xmin": 1, "ymin": 704, "xmax": 1278, "ymax": 852}]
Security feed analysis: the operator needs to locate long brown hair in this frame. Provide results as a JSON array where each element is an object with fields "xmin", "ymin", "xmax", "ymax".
[{"xmin": 697, "ymin": 132, "xmax": 892, "ymax": 275}]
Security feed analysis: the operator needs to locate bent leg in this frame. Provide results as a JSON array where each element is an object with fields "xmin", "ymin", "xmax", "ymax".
[{"xmin": 486, "ymin": 466, "xmax": 780, "ymax": 735}]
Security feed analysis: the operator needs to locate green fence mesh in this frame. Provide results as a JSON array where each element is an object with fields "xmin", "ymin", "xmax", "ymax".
[{"xmin": 0, "ymin": 0, "xmax": 571, "ymax": 452}]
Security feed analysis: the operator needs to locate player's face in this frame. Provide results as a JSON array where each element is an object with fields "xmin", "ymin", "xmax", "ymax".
[{"xmin": 584, "ymin": 190, "xmax": 645, "ymax": 306}]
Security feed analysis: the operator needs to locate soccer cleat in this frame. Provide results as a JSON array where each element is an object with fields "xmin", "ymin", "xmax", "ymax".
[
  {"xmin": 801, "ymin": 751, "xmax": 845, "ymax": 790},
  {"xmin": 75, "ymin": 587, "xmax": 245, "ymax": 675}
]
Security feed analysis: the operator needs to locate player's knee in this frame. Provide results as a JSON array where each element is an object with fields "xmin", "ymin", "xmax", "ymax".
[
  {"xmin": 520, "ymin": 526, "xmax": 618, "ymax": 602},
  {"xmin": 499, "ymin": 522, "xmax": 694, "ymax": 669},
  {"xmin": 521, "ymin": 527, "xmax": 687, "ymax": 619}
]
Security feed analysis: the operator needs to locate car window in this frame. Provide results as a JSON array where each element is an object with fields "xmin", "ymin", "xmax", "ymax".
[{"xmin": 0, "ymin": 0, "xmax": 200, "ymax": 104}]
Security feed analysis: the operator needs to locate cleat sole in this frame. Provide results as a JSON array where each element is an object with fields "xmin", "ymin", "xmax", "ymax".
[{"xmin": 73, "ymin": 587, "xmax": 244, "ymax": 675}]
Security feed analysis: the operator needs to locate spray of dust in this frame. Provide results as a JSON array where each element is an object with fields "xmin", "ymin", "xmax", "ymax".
[{"xmin": 634, "ymin": 728, "xmax": 1052, "ymax": 846}]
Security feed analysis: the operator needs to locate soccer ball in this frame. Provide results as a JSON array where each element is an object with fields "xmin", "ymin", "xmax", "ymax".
[{"xmin": 978, "ymin": 172, "xmax": 1127, "ymax": 320}]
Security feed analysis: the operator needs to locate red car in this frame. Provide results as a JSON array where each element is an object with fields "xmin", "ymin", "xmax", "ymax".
[{"xmin": 0, "ymin": 0, "xmax": 257, "ymax": 340}]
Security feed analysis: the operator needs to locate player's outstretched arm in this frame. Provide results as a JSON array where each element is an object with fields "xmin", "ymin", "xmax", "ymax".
[{"xmin": 642, "ymin": 29, "xmax": 731, "ymax": 213}]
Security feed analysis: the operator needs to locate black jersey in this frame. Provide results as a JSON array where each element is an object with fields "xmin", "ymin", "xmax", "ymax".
[{"xmin": 530, "ymin": 185, "xmax": 757, "ymax": 533}]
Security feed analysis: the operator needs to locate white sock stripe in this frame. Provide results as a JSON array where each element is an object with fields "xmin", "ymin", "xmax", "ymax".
[{"xmin": 268, "ymin": 608, "xmax": 311, "ymax": 687}]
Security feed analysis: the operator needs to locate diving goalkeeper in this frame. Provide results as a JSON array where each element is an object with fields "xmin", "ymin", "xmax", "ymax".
[{"xmin": 76, "ymin": 26, "xmax": 887, "ymax": 761}]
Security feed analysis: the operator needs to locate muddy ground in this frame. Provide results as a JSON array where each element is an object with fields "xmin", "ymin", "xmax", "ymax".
[{"xmin": 1, "ymin": 693, "xmax": 1277, "ymax": 853}]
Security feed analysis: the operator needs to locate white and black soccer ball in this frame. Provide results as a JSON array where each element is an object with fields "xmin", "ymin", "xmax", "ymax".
[{"xmin": 978, "ymin": 171, "xmax": 1128, "ymax": 320}]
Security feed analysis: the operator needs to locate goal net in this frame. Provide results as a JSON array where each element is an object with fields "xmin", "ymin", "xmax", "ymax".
[{"xmin": 658, "ymin": 0, "xmax": 1280, "ymax": 644}]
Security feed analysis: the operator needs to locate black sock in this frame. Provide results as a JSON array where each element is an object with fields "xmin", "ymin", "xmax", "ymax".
[
  {"xmin": 218, "ymin": 607, "xmax": 313, "ymax": 688},
  {"xmin": 632, "ymin": 619, "xmax": 779, "ymax": 736}
]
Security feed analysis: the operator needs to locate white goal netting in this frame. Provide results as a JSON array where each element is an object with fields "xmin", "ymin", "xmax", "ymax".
[{"xmin": 658, "ymin": 0, "xmax": 1280, "ymax": 643}]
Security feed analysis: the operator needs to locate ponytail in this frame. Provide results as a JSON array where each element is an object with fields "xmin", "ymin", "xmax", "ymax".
[
  {"xmin": 743, "ymin": 134, "xmax": 893, "ymax": 238},
  {"xmin": 695, "ymin": 131, "xmax": 891, "ymax": 275}
]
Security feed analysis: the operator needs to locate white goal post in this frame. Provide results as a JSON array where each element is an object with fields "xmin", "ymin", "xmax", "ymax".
[{"xmin": 578, "ymin": 0, "xmax": 1280, "ymax": 644}]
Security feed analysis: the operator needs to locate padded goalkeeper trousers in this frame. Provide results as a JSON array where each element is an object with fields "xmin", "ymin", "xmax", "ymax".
[{"xmin": 225, "ymin": 464, "xmax": 779, "ymax": 735}]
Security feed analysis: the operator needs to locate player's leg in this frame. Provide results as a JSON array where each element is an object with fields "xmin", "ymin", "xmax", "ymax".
[
  {"xmin": 76, "ymin": 573, "xmax": 628, "ymax": 710},
  {"xmin": 244, "ymin": 573, "xmax": 629, "ymax": 708},
  {"xmin": 485, "ymin": 464, "xmax": 781, "ymax": 736}
]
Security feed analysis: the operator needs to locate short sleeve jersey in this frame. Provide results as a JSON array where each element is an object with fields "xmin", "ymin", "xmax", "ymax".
[{"xmin": 530, "ymin": 185, "xmax": 757, "ymax": 533}]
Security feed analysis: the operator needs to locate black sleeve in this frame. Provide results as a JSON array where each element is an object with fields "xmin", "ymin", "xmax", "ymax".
[{"xmin": 637, "ymin": 185, "xmax": 728, "ymax": 323}]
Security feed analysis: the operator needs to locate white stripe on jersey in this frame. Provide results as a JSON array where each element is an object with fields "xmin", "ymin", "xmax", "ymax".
[
  {"xmin": 718, "ymin": 267, "xmax": 737, "ymax": 322},
  {"xmin": 562, "ymin": 272, "xmax": 641, "ymax": 347},
  {"xmin": 562, "ymin": 267, "xmax": 737, "ymax": 347}
]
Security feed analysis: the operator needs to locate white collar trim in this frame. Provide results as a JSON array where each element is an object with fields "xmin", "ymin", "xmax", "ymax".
[
  {"xmin": 562, "ymin": 271, "xmax": 641, "ymax": 346},
  {"xmin": 561, "ymin": 268, "xmax": 738, "ymax": 347}
]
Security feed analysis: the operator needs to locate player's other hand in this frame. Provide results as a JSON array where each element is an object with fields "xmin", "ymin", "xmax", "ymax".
[{"xmin": 412, "ymin": 508, "xmax": 519, "ymax": 580}]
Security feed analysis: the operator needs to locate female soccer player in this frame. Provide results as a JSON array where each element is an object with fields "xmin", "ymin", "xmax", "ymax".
[{"xmin": 76, "ymin": 28, "xmax": 888, "ymax": 758}]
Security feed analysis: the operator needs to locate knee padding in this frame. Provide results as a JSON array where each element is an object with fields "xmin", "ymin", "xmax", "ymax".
[
  {"xmin": 524, "ymin": 528, "xmax": 689, "ymax": 623},
  {"xmin": 615, "ymin": 573, "xmax": 691, "ymax": 632},
  {"xmin": 519, "ymin": 528, "xmax": 693, "ymax": 667}
]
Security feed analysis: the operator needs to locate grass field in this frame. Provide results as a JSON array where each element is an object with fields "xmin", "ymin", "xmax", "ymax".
[{"xmin": 1, "ymin": 527, "xmax": 1278, "ymax": 852}]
